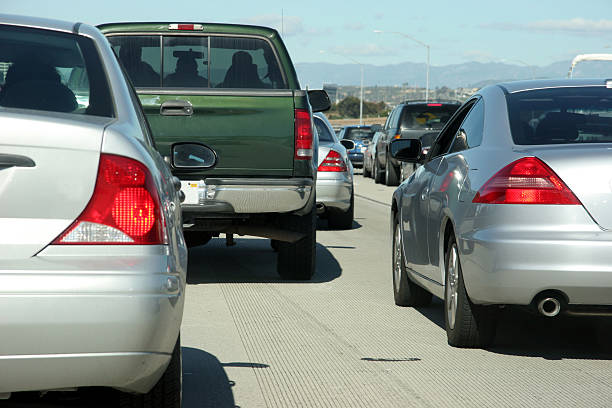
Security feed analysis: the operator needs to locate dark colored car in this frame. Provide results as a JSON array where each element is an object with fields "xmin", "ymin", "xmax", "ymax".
[
  {"xmin": 338, "ymin": 125, "xmax": 376, "ymax": 168},
  {"xmin": 373, "ymin": 101, "xmax": 460, "ymax": 186}
]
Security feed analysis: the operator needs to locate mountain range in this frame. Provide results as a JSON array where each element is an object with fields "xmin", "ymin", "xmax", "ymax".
[{"xmin": 295, "ymin": 60, "xmax": 612, "ymax": 89}]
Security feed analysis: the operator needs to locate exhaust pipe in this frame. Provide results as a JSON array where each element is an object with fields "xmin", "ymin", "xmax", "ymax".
[{"xmin": 537, "ymin": 297, "xmax": 562, "ymax": 317}]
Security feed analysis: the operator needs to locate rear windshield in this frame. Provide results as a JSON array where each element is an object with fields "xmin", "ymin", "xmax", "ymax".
[
  {"xmin": 507, "ymin": 87, "xmax": 612, "ymax": 145},
  {"xmin": 314, "ymin": 117, "xmax": 335, "ymax": 143},
  {"xmin": 344, "ymin": 128, "xmax": 374, "ymax": 140},
  {"xmin": 0, "ymin": 25, "xmax": 114, "ymax": 117},
  {"xmin": 400, "ymin": 104, "xmax": 458, "ymax": 129},
  {"xmin": 108, "ymin": 35, "xmax": 286, "ymax": 89}
]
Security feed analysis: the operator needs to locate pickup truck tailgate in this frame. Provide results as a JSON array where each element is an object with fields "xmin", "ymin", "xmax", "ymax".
[{"xmin": 139, "ymin": 91, "xmax": 295, "ymax": 177}]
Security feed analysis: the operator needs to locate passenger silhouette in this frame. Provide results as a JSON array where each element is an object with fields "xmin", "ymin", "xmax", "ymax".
[{"xmin": 118, "ymin": 44, "xmax": 160, "ymax": 87}]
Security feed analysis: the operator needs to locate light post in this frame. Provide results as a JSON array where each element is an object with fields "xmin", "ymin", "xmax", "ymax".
[
  {"xmin": 374, "ymin": 30, "xmax": 430, "ymax": 102},
  {"xmin": 320, "ymin": 50, "xmax": 364, "ymax": 126}
]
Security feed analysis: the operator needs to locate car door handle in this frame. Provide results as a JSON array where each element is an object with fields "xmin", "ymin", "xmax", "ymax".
[
  {"xmin": 0, "ymin": 153, "xmax": 35, "ymax": 169},
  {"xmin": 160, "ymin": 100, "xmax": 193, "ymax": 116}
]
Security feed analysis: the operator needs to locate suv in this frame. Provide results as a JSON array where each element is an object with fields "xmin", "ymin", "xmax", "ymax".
[
  {"xmin": 99, "ymin": 22, "xmax": 330, "ymax": 280},
  {"xmin": 373, "ymin": 100, "xmax": 460, "ymax": 185}
]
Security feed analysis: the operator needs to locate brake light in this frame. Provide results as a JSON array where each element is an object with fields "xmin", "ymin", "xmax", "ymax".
[
  {"xmin": 318, "ymin": 150, "xmax": 347, "ymax": 172},
  {"xmin": 472, "ymin": 157, "xmax": 580, "ymax": 205},
  {"xmin": 427, "ymin": 103, "xmax": 442, "ymax": 107},
  {"xmin": 53, "ymin": 154, "xmax": 166, "ymax": 245},
  {"xmin": 295, "ymin": 108, "xmax": 313, "ymax": 159},
  {"xmin": 393, "ymin": 134, "xmax": 401, "ymax": 139},
  {"xmin": 168, "ymin": 24, "xmax": 204, "ymax": 30}
]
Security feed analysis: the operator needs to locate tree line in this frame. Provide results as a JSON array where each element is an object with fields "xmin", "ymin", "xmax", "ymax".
[{"xmin": 327, "ymin": 96, "xmax": 389, "ymax": 119}]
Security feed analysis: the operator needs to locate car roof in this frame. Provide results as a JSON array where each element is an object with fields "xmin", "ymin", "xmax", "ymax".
[
  {"xmin": 0, "ymin": 13, "xmax": 78, "ymax": 34},
  {"xmin": 497, "ymin": 78, "xmax": 610, "ymax": 94},
  {"xmin": 97, "ymin": 21, "xmax": 279, "ymax": 37}
]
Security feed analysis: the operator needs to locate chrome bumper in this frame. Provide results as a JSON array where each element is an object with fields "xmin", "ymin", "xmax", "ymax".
[{"xmin": 180, "ymin": 178, "xmax": 314, "ymax": 213}]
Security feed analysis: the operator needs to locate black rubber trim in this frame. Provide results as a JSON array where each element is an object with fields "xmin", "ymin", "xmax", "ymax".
[
  {"xmin": 72, "ymin": 22, "xmax": 82, "ymax": 34},
  {"xmin": 204, "ymin": 178, "xmax": 314, "ymax": 187}
]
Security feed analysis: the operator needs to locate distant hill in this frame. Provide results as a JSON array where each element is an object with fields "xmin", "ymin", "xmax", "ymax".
[{"xmin": 295, "ymin": 60, "xmax": 612, "ymax": 89}]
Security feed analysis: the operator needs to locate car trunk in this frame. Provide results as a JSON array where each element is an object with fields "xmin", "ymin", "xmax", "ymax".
[
  {"xmin": 0, "ymin": 112, "xmax": 108, "ymax": 259},
  {"xmin": 530, "ymin": 144, "xmax": 612, "ymax": 230},
  {"xmin": 139, "ymin": 90, "xmax": 296, "ymax": 178}
]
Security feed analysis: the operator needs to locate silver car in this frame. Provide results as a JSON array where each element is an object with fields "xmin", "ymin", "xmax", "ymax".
[
  {"xmin": 390, "ymin": 79, "xmax": 612, "ymax": 348},
  {"xmin": 314, "ymin": 113, "xmax": 354, "ymax": 229},
  {"xmin": 0, "ymin": 15, "xmax": 187, "ymax": 405}
]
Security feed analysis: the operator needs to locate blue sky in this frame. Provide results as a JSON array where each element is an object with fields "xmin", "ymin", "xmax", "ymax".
[{"xmin": 3, "ymin": 0, "xmax": 611, "ymax": 67}]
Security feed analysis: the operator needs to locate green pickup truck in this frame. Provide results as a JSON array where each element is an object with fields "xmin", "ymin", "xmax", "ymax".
[{"xmin": 98, "ymin": 22, "xmax": 329, "ymax": 280}]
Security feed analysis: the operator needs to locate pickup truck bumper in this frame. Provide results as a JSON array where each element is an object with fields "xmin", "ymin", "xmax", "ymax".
[{"xmin": 180, "ymin": 178, "xmax": 314, "ymax": 214}]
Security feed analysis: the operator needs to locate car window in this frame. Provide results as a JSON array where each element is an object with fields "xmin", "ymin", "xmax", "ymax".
[
  {"xmin": 448, "ymin": 99, "xmax": 484, "ymax": 153},
  {"xmin": 388, "ymin": 106, "xmax": 401, "ymax": 130},
  {"xmin": 428, "ymin": 100, "xmax": 476, "ymax": 159},
  {"xmin": 345, "ymin": 128, "xmax": 374, "ymax": 140},
  {"xmin": 0, "ymin": 24, "xmax": 114, "ymax": 117},
  {"xmin": 163, "ymin": 36, "xmax": 209, "ymax": 88},
  {"xmin": 314, "ymin": 117, "xmax": 335, "ymax": 143},
  {"xmin": 400, "ymin": 104, "xmax": 459, "ymax": 130},
  {"xmin": 507, "ymin": 87, "xmax": 612, "ymax": 145},
  {"xmin": 210, "ymin": 37, "xmax": 285, "ymax": 89},
  {"xmin": 108, "ymin": 35, "xmax": 161, "ymax": 87}
]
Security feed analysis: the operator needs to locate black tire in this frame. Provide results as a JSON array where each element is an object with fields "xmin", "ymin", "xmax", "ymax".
[
  {"xmin": 120, "ymin": 336, "xmax": 182, "ymax": 408},
  {"xmin": 392, "ymin": 214, "xmax": 432, "ymax": 306},
  {"xmin": 328, "ymin": 191, "xmax": 354, "ymax": 230},
  {"xmin": 373, "ymin": 159, "xmax": 384, "ymax": 184},
  {"xmin": 277, "ymin": 204, "xmax": 316, "ymax": 280},
  {"xmin": 270, "ymin": 239, "xmax": 280, "ymax": 252},
  {"xmin": 183, "ymin": 231, "xmax": 212, "ymax": 248},
  {"xmin": 385, "ymin": 157, "xmax": 400, "ymax": 186},
  {"xmin": 444, "ymin": 235, "xmax": 496, "ymax": 348},
  {"xmin": 363, "ymin": 162, "xmax": 371, "ymax": 178}
]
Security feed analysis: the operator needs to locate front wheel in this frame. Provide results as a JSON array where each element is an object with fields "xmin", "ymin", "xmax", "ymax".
[
  {"xmin": 444, "ymin": 235, "xmax": 496, "ymax": 348},
  {"xmin": 363, "ymin": 161, "xmax": 371, "ymax": 178},
  {"xmin": 120, "ymin": 336, "xmax": 182, "ymax": 408},
  {"xmin": 277, "ymin": 204, "xmax": 316, "ymax": 280}
]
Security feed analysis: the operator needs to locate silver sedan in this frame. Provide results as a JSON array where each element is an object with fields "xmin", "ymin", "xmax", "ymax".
[
  {"xmin": 390, "ymin": 79, "xmax": 612, "ymax": 348},
  {"xmin": 314, "ymin": 113, "xmax": 354, "ymax": 229},
  {"xmin": 0, "ymin": 15, "xmax": 187, "ymax": 406}
]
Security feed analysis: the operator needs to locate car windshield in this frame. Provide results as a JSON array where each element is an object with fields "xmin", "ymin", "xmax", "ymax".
[
  {"xmin": 0, "ymin": 25, "xmax": 114, "ymax": 117},
  {"xmin": 507, "ymin": 87, "xmax": 612, "ymax": 145},
  {"xmin": 344, "ymin": 128, "xmax": 374, "ymax": 140},
  {"xmin": 400, "ymin": 104, "xmax": 458, "ymax": 129}
]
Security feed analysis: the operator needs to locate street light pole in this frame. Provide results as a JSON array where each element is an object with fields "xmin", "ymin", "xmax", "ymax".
[{"xmin": 374, "ymin": 30, "xmax": 430, "ymax": 102}]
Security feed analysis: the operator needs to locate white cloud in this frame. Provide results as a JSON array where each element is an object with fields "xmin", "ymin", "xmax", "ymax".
[
  {"xmin": 483, "ymin": 18, "xmax": 612, "ymax": 36},
  {"xmin": 242, "ymin": 14, "xmax": 304, "ymax": 36}
]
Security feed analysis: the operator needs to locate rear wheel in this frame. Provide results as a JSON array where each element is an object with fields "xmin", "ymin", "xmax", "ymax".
[
  {"xmin": 277, "ymin": 204, "xmax": 316, "ymax": 280},
  {"xmin": 444, "ymin": 235, "xmax": 496, "ymax": 348},
  {"xmin": 373, "ymin": 159, "xmax": 384, "ymax": 184},
  {"xmin": 392, "ymin": 214, "xmax": 432, "ymax": 306},
  {"xmin": 120, "ymin": 336, "xmax": 182, "ymax": 408},
  {"xmin": 328, "ymin": 191, "xmax": 354, "ymax": 230},
  {"xmin": 385, "ymin": 157, "xmax": 400, "ymax": 186},
  {"xmin": 363, "ymin": 161, "xmax": 371, "ymax": 178}
]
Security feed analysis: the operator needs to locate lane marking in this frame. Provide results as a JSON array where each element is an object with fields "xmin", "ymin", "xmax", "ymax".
[{"xmin": 355, "ymin": 193, "xmax": 392, "ymax": 208}]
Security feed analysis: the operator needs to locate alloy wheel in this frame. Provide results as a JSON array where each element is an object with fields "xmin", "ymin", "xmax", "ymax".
[
  {"xmin": 393, "ymin": 224, "xmax": 402, "ymax": 293},
  {"xmin": 446, "ymin": 244, "xmax": 459, "ymax": 330}
]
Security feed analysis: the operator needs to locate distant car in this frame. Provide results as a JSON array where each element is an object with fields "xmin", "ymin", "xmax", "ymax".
[
  {"xmin": 314, "ymin": 113, "xmax": 355, "ymax": 229},
  {"xmin": 0, "ymin": 15, "xmax": 187, "ymax": 406},
  {"xmin": 363, "ymin": 131, "xmax": 381, "ymax": 178},
  {"xmin": 373, "ymin": 100, "xmax": 460, "ymax": 186},
  {"xmin": 338, "ymin": 125, "xmax": 376, "ymax": 168},
  {"xmin": 390, "ymin": 79, "xmax": 612, "ymax": 349}
]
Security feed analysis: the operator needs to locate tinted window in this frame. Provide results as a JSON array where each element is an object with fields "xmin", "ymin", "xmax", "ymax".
[
  {"xmin": 400, "ymin": 104, "xmax": 459, "ymax": 130},
  {"xmin": 429, "ymin": 101, "xmax": 475, "ymax": 158},
  {"xmin": 314, "ymin": 117, "xmax": 334, "ymax": 142},
  {"xmin": 109, "ymin": 35, "xmax": 161, "ymax": 87},
  {"xmin": 163, "ymin": 36, "xmax": 208, "ymax": 87},
  {"xmin": 507, "ymin": 87, "xmax": 612, "ymax": 145},
  {"xmin": 0, "ymin": 25, "xmax": 113, "ymax": 117},
  {"xmin": 449, "ymin": 99, "xmax": 484, "ymax": 153},
  {"xmin": 344, "ymin": 128, "xmax": 374, "ymax": 140},
  {"xmin": 210, "ymin": 37, "xmax": 285, "ymax": 89}
]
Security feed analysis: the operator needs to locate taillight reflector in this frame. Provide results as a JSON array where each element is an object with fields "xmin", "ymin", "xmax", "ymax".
[
  {"xmin": 54, "ymin": 154, "xmax": 166, "ymax": 245},
  {"xmin": 472, "ymin": 157, "xmax": 580, "ymax": 205},
  {"xmin": 168, "ymin": 24, "xmax": 204, "ymax": 30},
  {"xmin": 295, "ymin": 109, "xmax": 313, "ymax": 159},
  {"xmin": 318, "ymin": 150, "xmax": 347, "ymax": 172}
]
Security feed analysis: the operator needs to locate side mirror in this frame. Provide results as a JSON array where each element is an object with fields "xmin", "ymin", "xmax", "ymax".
[
  {"xmin": 308, "ymin": 90, "xmax": 331, "ymax": 112},
  {"xmin": 340, "ymin": 139, "xmax": 356, "ymax": 150},
  {"xmin": 389, "ymin": 139, "xmax": 422, "ymax": 163},
  {"xmin": 172, "ymin": 142, "xmax": 217, "ymax": 169}
]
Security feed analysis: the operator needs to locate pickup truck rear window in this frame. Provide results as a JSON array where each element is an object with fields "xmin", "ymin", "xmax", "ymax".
[
  {"xmin": 0, "ymin": 25, "xmax": 114, "ymax": 117},
  {"xmin": 108, "ymin": 35, "xmax": 286, "ymax": 89}
]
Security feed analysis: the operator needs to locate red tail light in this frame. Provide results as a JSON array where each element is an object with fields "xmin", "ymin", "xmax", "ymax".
[
  {"xmin": 295, "ymin": 108, "xmax": 313, "ymax": 159},
  {"xmin": 53, "ymin": 154, "xmax": 166, "ymax": 245},
  {"xmin": 318, "ymin": 150, "xmax": 347, "ymax": 172},
  {"xmin": 472, "ymin": 157, "xmax": 580, "ymax": 205}
]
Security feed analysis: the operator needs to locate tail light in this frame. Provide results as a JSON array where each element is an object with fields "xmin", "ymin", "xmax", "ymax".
[
  {"xmin": 318, "ymin": 150, "xmax": 347, "ymax": 172},
  {"xmin": 393, "ymin": 133, "xmax": 401, "ymax": 139},
  {"xmin": 472, "ymin": 157, "xmax": 580, "ymax": 205},
  {"xmin": 295, "ymin": 108, "xmax": 313, "ymax": 159},
  {"xmin": 53, "ymin": 154, "xmax": 167, "ymax": 245}
]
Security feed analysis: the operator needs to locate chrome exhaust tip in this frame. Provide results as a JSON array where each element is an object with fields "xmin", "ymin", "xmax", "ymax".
[{"xmin": 537, "ymin": 297, "xmax": 562, "ymax": 317}]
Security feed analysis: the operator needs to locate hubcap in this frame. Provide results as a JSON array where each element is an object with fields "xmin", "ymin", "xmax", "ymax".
[
  {"xmin": 446, "ymin": 244, "xmax": 459, "ymax": 330},
  {"xmin": 393, "ymin": 225, "xmax": 402, "ymax": 293}
]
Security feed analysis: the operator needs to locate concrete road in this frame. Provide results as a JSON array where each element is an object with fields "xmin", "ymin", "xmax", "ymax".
[{"xmin": 3, "ymin": 173, "xmax": 612, "ymax": 407}]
